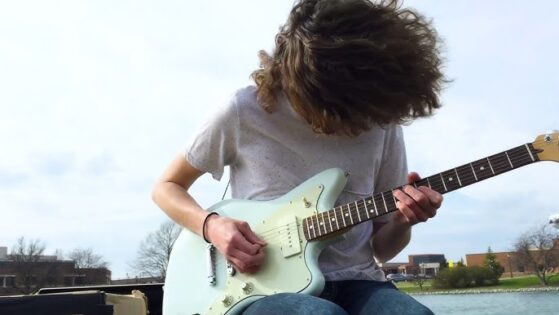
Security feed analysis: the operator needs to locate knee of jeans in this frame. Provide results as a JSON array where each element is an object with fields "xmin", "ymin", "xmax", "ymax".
[{"xmin": 245, "ymin": 293, "xmax": 347, "ymax": 315}]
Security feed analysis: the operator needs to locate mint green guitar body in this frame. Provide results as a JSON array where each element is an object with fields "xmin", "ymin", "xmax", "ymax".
[{"xmin": 163, "ymin": 168, "xmax": 347, "ymax": 315}]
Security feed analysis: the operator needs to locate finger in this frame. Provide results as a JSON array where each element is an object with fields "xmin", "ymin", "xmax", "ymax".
[
  {"xmin": 393, "ymin": 189, "xmax": 429, "ymax": 223},
  {"xmin": 418, "ymin": 186, "xmax": 444, "ymax": 209},
  {"xmin": 407, "ymin": 172, "xmax": 421, "ymax": 184},
  {"xmin": 237, "ymin": 221, "xmax": 267, "ymax": 246},
  {"xmin": 395, "ymin": 199, "xmax": 420, "ymax": 225},
  {"xmin": 402, "ymin": 185, "xmax": 433, "ymax": 214},
  {"xmin": 228, "ymin": 248, "xmax": 264, "ymax": 273},
  {"xmin": 230, "ymin": 231, "xmax": 261, "ymax": 256}
]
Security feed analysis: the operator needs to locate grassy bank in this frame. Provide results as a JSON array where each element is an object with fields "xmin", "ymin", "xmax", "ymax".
[{"xmin": 396, "ymin": 274, "xmax": 559, "ymax": 294}]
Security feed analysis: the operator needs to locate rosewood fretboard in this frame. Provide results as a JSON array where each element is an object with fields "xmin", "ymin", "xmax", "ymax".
[{"xmin": 302, "ymin": 143, "xmax": 540, "ymax": 241}]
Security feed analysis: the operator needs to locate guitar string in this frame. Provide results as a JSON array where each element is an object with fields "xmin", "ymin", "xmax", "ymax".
[
  {"xmin": 305, "ymin": 137, "xmax": 558, "ymax": 238},
  {"xmin": 305, "ymin": 151, "xmax": 538, "ymax": 238},
  {"xmin": 256, "ymin": 139, "xmax": 558, "ymax": 240}
]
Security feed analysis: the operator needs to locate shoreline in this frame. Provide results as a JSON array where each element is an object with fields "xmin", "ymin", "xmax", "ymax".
[{"xmin": 409, "ymin": 286, "xmax": 559, "ymax": 296}]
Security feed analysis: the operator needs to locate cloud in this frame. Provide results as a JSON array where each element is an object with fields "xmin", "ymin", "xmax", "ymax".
[{"xmin": 1, "ymin": 1, "xmax": 558, "ymax": 278}]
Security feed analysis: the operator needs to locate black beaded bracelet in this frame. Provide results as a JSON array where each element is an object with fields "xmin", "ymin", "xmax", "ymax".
[{"xmin": 202, "ymin": 212, "xmax": 219, "ymax": 243}]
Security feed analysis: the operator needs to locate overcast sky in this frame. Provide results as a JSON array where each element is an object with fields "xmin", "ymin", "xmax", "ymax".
[{"xmin": 1, "ymin": 1, "xmax": 558, "ymax": 279}]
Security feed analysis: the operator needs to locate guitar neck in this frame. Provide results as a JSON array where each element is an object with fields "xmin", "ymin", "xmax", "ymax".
[{"xmin": 303, "ymin": 143, "xmax": 540, "ymax": 241}]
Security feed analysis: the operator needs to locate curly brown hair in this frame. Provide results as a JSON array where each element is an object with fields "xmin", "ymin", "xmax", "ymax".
[{"xmin": 251, "ymin": 0, "xmax": 446, "ymax": 136}]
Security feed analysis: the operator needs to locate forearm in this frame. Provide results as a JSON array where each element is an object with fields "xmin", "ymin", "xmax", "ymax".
[
  {"xmin": 372, "ymin": 221, "xmax": 411, "ymax": 263},
  {"xmin": 152, "ymin": 181, "xmax": 208, "ymax": 237}
]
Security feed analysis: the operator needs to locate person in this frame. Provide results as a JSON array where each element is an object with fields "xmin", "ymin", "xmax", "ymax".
[{"xmin": 153, "ymin": 0, "xmax": 446, "ymax": 314}]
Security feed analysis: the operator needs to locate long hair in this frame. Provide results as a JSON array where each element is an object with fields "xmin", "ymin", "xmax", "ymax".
[{"xmin": 251, "ymin": 0, "xmax": 446, "ymax": 136}]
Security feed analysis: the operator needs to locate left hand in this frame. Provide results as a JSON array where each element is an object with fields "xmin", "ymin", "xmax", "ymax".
[{"xmin": 392, "ymin": 172, "xmax": 443, "ymax": 227}]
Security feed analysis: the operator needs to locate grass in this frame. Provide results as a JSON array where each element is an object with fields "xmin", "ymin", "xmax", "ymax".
[{"xmin": 395, "ymin": 274, "xmax": 559, "ymax": 294}]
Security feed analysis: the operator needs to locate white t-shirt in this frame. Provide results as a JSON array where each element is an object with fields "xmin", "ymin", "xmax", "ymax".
[{"xmin": 187, "ymin": 86, "xmax": 408, "ymax": 281}]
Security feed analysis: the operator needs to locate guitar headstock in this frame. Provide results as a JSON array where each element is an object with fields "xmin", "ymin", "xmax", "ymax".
[{"xmin": 533, "ymin": 130, "xmax": 559, "ymax": 162}]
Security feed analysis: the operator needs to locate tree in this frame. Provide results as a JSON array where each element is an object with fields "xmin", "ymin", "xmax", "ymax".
[
  {"xmin": 67, "ymin": 248, "xmax": 108, "ymax": 269},
  {"xmin": 514, "ymin": 224, "xmax": 559, "ymax": 285},
  {"xmin": 10, "ymin": 237, "xmax": 49, "ymax": 294},
  {"xmin": 483, "ymin": 246, "xmax": 504, "ymax": 282},
  {"xmin": 130, "ymin": 221, "xmax": 181, "ymax": 280}
]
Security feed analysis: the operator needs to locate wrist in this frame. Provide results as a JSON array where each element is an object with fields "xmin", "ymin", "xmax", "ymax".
[{"xmin": 202, "ymin": 212, "xmax": 219, "ymax": 243}]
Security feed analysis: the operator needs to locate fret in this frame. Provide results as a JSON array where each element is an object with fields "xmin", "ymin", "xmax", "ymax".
[
  {"xmin": 340, "ymin": 205, "xmax": 347, "ymax": 227},
  {"xmin": 312, "ymin": 215, "xmax": 321, "ymax": 237},
  {"xmin": 486, "ymin": 157, "xmax": 495, "ymax": 175},
  {"xmin": 525, "ymin": 144, "xmax": 535, "ymax": 161},
  {"xmin": 426, "ymin": 177, "xmax": 432, "ymax": 188},
  {"xmin": 471, "ymin": 159, "xmax": 493, "ymax": 181},
  {"xmin": 441, "ymin": 169, "xmax": 461, "ymax": 191},
  {"xmin": 510, "ymin": 145, "xmax": 537, "ymax": 167},
  {"xmin": 489, "ymin": 152, "xmax": 512, "ymax": 175},
  {"xmin": 336, "ymin": 207, "xmax": 345, "ymax": 229},
  {"xmin": 427, "ymin": 174, "xmax": 445, "ymax": 194},
  {"xmin": 370, "ymin": 198, "xmax": 378, "ymax": 216},
  {"xmin": 319, "ymin": 213, "xmax": 327, "ymax": 235},
  {"xmin": 327, "ymin": 212, "xmax": 334, "ymax": 233},
  {"xmin": 415, "ymin": 178, "xmax": 429, "ymax": 188},
  {"xmin": 454, "ymin": 168, "xmax": 462, "ymax": 186},
  {"xmin": 383, "ymin": 191, "xmax": 397, "ymax": 211},
  {"xmin": 363, "ymin": 200, "xmax": 371, "ymax": 219},
  {"xmin": 354, "ymin": 202, "xmax": 361, "ymax": 222},
  {"xmin": 381, "ymin": 193, "xmax": 389, "ymax": 213},
  {"xmin": 469, "ymin": 163, "xmax": 479, "ymax": 181},
  {"xmin": 505, "ymin": 151, "xmax": 514, "ymax": 168},
  {"xmin": 439, "ymin": 173, "xmax": 448, "ymax": 192},
  {"xmin": 305, "ymin": 218, "xmax": 313, "ymax": 239},
  {"xmin": 331, "ymin": 209, "xmax": 340, "ymax": 230},
  {"xmin": 347, "ymin": 204, "xmax": 354, "ymax": 225},
  {"xmin": 310, "ymin": 217, "xmax": 317, "ymax": 239},
  {"xmin": 456, "ymin": 164, "xmax": 476, "ymax": 186}
]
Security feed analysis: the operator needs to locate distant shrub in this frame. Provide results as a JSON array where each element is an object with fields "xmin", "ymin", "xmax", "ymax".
[{"xmin": 433, "ymin": 266, "xmax": 498, "ymax": 289}]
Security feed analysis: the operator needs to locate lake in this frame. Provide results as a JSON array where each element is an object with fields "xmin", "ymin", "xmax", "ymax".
[{"xmin": 413, "ymin": 291, "xmax": 559, "ymax": 314}]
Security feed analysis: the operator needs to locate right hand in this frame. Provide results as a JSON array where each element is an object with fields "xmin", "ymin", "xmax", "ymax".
[{"xmin": 205, "ymin": 215, "xmax": 267, "ymax": 274}]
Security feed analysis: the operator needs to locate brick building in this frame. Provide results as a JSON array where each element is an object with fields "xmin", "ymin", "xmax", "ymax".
[{"xmin": 0, "ymin": 246, "xmax": 111, "ymax": 296}]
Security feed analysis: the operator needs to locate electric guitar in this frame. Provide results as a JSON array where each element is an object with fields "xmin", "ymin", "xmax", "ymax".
[{"xmin": 163, "ymin": 131, "xmax": 559, "ymax": 315}]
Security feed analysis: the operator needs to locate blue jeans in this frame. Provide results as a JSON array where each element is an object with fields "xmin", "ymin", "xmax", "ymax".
[{"xmin": 242, "ymin": 280, "xmax": 433, "ymax": 315}]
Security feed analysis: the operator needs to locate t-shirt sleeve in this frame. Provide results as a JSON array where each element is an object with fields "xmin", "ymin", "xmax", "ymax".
[
  {"xmin": 373, "ymin": 125, "xmax": 408, "ymax": 223},
  {"xmin": 186, "ymin": 96, "xmax": 240, "ymax": 181}
]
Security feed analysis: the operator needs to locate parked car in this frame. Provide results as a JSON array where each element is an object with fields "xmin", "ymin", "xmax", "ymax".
[{"xmin": 386, "ymin": 273, "xmax": 413, "ymax": 282}]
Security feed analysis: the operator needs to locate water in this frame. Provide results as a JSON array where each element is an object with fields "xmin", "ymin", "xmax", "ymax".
[{"xmin": 413, "ymin": 291, "xmax": 559, "ymax": 315}]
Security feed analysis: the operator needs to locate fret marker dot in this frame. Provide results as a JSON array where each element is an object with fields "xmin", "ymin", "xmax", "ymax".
[
  {"xmin": 319, "ymin": 222, "xmax": 324, "ymax": 225},
  {"xmin": 480, "ymin": 166, "xmax": 485, "ymax": 171},
  {"xmin": 368, "ymin": 200, "xmax": 372, "ymax": 204},
  {"xmin": 331, "ymin": 218, "xmax": 336, "ymax": 222},
  {"xmin": 310, "ymin": 226, "xmax": 314, "ymax": 229},
  {"xmin": 345, "ymin": 213, "xmax": 349, "ymax": 217},
  {"xmin": 449, "ymin": 177, "xmax": 453, "ymax": 181}
]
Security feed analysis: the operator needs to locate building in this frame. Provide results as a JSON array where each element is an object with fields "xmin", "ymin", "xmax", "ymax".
[
  {"xmin": 0, "ymin": 246, "xmax": 111, "ymax": 296},
  {"xmin": 466, "ymin": 240, "xmax": 559, "ymax": 277},
  {"xmin": 380, "ymin": 254, "xmax": 446, "ymax": 277}
]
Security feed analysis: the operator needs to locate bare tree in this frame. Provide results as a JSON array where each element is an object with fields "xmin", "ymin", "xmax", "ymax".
[
  {"xmin": 67, "ymin": 248, "xmax": 108, "ymax": 269},
  {"xmin": 131, "ymin": 221, "xmax": 181, "ymax": 280},
  {"xmin": 10, "ymin": 237, "xmax": 49, "ymax": 294},
  {"xmin": 514, "ymin": 224, "xmax": 559, "ymax": 285}
]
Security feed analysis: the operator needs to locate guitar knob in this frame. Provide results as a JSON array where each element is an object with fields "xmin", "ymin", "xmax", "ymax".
[
  {"xmin": 221, "ymin": 295, "xmax": 233, "ymax": 307},
  {"xmin": 241, "ymin": 282, "xmax": 253, "ymax": 294}
]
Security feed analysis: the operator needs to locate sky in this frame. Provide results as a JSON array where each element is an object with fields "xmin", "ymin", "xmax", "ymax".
[{"xmin": 1, "ymin": 1, "xmax": 558, "ymax": 279}]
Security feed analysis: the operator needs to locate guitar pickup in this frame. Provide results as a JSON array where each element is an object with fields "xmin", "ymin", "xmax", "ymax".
[{"xmin": 280, "ymin": 216, "xmax": 301, "ymax": 258}]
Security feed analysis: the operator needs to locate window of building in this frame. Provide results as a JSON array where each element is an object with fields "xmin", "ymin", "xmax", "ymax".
[{"xmin": 1, "ymin": 275, "xmax": 16, "ymax": 288}]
